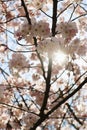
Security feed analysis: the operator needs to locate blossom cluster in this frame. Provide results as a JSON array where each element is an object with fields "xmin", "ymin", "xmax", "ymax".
[
  {"xmin": 9, "ymin": 53, "xmax": 29, "ymax": 71},
  {"xmin": 22, "ymin": 113, "xmax": 39, "ymax": 129},
  {"xmin": 37, "ymin": 37, "xmax": 60, "ymax": 54},
  {"xmin": 0, "ymin": 85, "xmax": 6, "ymax": 99},
  {"xmin": 30, "ymin": 90, "xmax": 44, "ymax": 106},
  {"xmin": 37, "ymin": 35, "xmax": 87, "ymax": 59},
  {"xmin": 0, "ymin": 0, "xmax": 87, "ymax": 130},
  {"xmin": 30, "ymin": 20, "xmax": 50, "ymax": 38},
  {"xmin": 56, "ymin": 21, "xmax": 78, "ymax": 42},
  {"xmin": 31, "ymin": 0, "xmax": 47, "ymax": 9},
  {"xmin": 15, "ymin": 19, "xmax": 50, "ymax": 41},
  {"xmin": 14, "ymin": 19, "xmax": 31, "ymax": 40},
  {"xmin": 36, "ymin": 20, "xmax": 85, "ymax": 60}
]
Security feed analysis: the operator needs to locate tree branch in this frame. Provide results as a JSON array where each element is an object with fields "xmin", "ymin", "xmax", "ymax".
[
  {"xmin": 40, "ymin": 57, "xmax": 52, "ymax": 115},
  {"xmin": 21, "ymin": 0, "xmax": 31, "ymax": 25},
  {"xmin": 66, "ymin": 103, "xmax": 83, "ymax": 125},
  {"xmin": 52, "ymin": 0, "xmax": 58, "ymax": 36},
  {"xmin": 46, "ymin": 77, "xmax": 87, "ymax": 117}
]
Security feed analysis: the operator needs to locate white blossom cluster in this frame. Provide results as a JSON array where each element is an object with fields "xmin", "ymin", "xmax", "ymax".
[
  {"xmin": 31, "ymin": 20, "xmax": 50, "ymax": 37},
  {"xmin": 31, "ymin": 0, "xmax": 47, "ymax": 9},
  {"xmin": 15, "ymin": 19, "xmax": 50, "ymax": 40},
  {"xmin": 9, "ymin": 53, "xmax": 29, "ymax": 71},
  {"xmin": 37, "ymin": 37, "xmax": 61, "ymax": 54},
  {"xmin": 56, "ymin": 21, "xmax": 78, "ymax": 42},
  {"xmin": 37, "ymin": 21, "xmax": 79, "ymax": 56},
  {"xmin": 22, "ymin": 113, "xmax": 39, "ymax": 129}
]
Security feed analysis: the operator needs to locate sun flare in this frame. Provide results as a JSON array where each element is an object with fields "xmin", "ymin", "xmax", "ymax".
[{"xmin": 53, "ymin": 50, "xmax": 67, "ymax": 65}]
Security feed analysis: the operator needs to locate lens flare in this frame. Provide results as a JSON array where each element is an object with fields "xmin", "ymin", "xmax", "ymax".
[{"xmin": 53, "ymin": 50, "xmax": 67, "ymax": 65}]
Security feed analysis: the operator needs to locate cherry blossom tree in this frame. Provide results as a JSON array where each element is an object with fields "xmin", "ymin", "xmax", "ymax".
[{"xmin": 0, "ymin": 0, "xmax": 87, "ymax": 129}]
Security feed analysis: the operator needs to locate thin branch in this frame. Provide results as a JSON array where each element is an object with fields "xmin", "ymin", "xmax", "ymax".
[
  {"xmin": 0, "ymin": 67, "xmax": 9, "ymax": 76},
  {"xmin": 16, "ymin": 40, "xmax": 34, "ymax": 47},
  {"xmin": 51, "ymin": 69, "xmax": 65, "ymax": 85},
  {"xmin": 16, "ymin": 88, "xmax": 30, "ymax": 110},
  {"xmin": 69, "ymin": 4, "xmax": 78, "ymax": 21},
  {"xmin": 33, "ymin": 37, "xmax": 46, "ymax": 80},
  {"xmin": 57, "ymin": 3, "xmax": 73, "ymax": 18},
  {"xmin": 0, "ymin": 102, "xmax": 39, "ymax": 116},
  {"xmin": 50, "ymin": 115, "xmax": 87, "ymax": 119},
  {"xmin": 79, "ymin": 5, "xmax": 87, "ymax": 13},
  {"xmin": 40, "ymin": 9, "xmax": 52, "ymax": 18},
  {"xmin": 0, "ymin": 26, "xmax": 14, "ymax": 34},
  {"xmin": 7, "ymin": 47, "xmax": 36, "ymax": 53},
  {"xmin": 65, "ymin": 71, "xmax": 87, "ymax": 94},
  {"xmin": 80, "ymin": 57, "xmax": 87, "ymax": 63},
  {"xmin": 0, "ymin": 16, "xmax": 25, "ymax": 24},
  {"xmin": 66, "ymin": 103, "xmax": 83, "ymax": 125},
  {"xmin": 0, "ymin": 102, "xmax": 29, "ymax": 112},
  {"xmin": 81, "ymin": 2, "xmax": 87, "ymax": 6},
  {"xmin": 72, "ymin": 13, "xmax": 87, "ymax": 21},
  {"xmin": 59, "ymin": 112, "xmax": 67, "ymax": 129}
]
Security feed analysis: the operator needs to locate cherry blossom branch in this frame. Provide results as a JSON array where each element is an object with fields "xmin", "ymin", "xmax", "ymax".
[
  {"xmin": 0, "ymin": 102, "xmax": 39, "ymax": 116},
  {"xmin": 40, "ymin": 9, "xmax": 52, "ymax": 18},
  {"xmin": 21, "ymin": 0, "xmax": 46, "ymax": 81},
  {"xmin": 69, "ymin": 4, "xmax": 78, "ymax": 21},
  {"xmin": 52, "ymin": 88, "xmax": 64, "ymax": 104},
  {"xmin": 68, "ymin": 120, "xmax": 80, "ymax": 130},
  {"xmin": 0, "ymin": 67, "xmax": 9, "ymax": 76},
  {"xmin": 50, "ymin": 115, "xmax": 87, "ymax": 119},
  {"xmin": 33, "ymin": 37, "xmax": 46, "ymax": 80},
  {"xmin": 29, "ymin": 76, "xmax": 87, "ymax": 130},
  {"xmin": 66, "ymin": 103, "xmax": 83, "ymax": 125},
  {"xmin": 7, "ymin": 47, "xmax": 36, "ymax": 53},
  {"xmin": 0, "ymin": 16, "xmax": 25, "ymax": 24},
  {"xmin": 16, "ymin": 88, "xmax": 30, "ymax": 110},
  {"xmin": 0, "ymin": 102, "xmax": 29, "ymax": 113},
  {"xmin": 1, "ymin": 71, "xmax": 12, "ymax": 89},
  {"xmin": 40, "ymin": 57, "xmax": 52, "ymax": 115},
  {"xmin": 16, "ymin": 88, "xmax": 40, "ymax": 111},
  {"xmin": 81, "ymin": 2, "xmax": 87, "ymax": 6},
  {"xmin": 21, "ymin": 0, "xmax": 47, "ymax": 82},
  {"xmin": 13, "ymin": 86, "xmax": 40, "ymax": 111},
  {"xmin": 51, "ymin": 69, "xmax": 66, "ymax": 85},
  {"xmin": 58, "ymin": 112, "xmax": 67, "ymax": 129},
  {"xmin": 65, "ymin": 71, "xmax": 87, "ymax": 94},
  {"xmin": 14, "ymin": 93, "xmax": 23, "ymax": 108},
  {"xmin": 30, "ymin": 57, "xmax": 52, "ymax": 129},
  {"xmin": 0, "ymin": 43, "xmax": 35, "ymax": 53},
  {"xmin": 29, "ymin": 77, "xmax": 87, "ymax": 129},
  {"xmin": 72, "ymin": 13, "xmax": 87, "ymax": 21},
  {"xmin": 0, "ymin": 25, "xmax": 14, "ymax": 34},
  {"xmin": 79, "ymin": 5, "xmax": 87, "ymax": 12},
  {"xmin": 30, "ymin": 98, "xmax": 40, "ymax": 110},
  {"xmin": 46, "ymin": 77, "xmax": 87, "ymax": 117},
  {"xmin": 37, "ymin": 52, "xmax": 46, "ymax": 80},
  {"xmin": 21, "ymin": 0, "xmax": 31, "ymax": 25},
  {"xmin": 16, "ymin": 40, "xmax": 34, "ymax": 46},
  {"xmin": 81, "ymin": 57, "xmax": 87, "ymax": 63},
  {"xmin": 52, "ymin": 0, "xmax": 58, "ymax": 36},
  {"xmin": 57, "ymin": 3, "xmax": 73, "ymax": 18}
]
